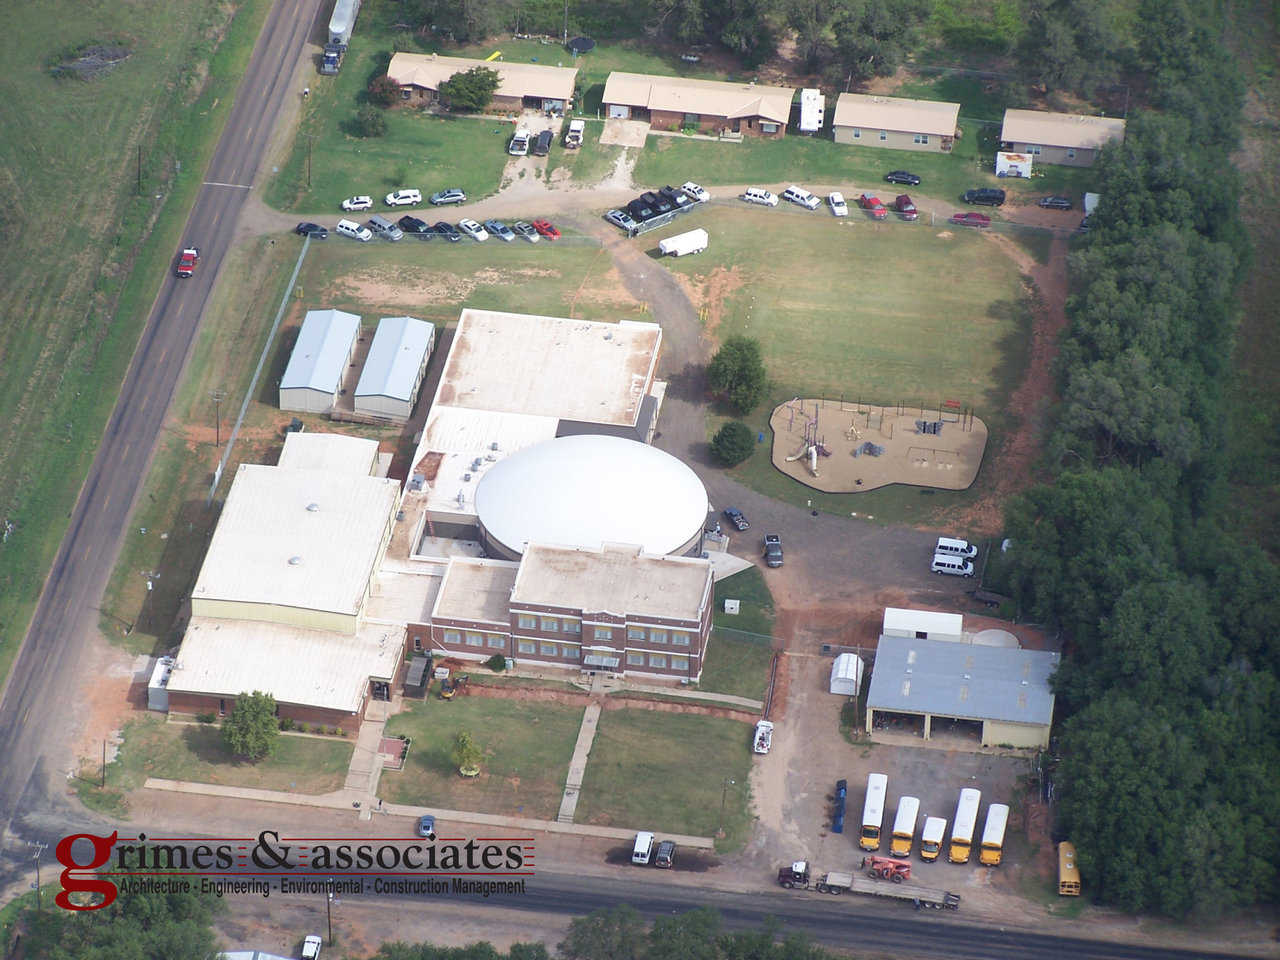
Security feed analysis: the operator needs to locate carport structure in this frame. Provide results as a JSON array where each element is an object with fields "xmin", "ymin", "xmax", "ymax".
[{"xmin": 865, "ymin": 635, "xmax": 1058, "ymax": 749}]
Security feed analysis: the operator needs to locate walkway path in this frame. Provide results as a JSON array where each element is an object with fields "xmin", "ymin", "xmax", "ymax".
[
  {"xmin": 141, "ymin": 777, "xmax": 716, "ymax": 848},
  {"xmin": 555, "ymin": 701, "xmax": 600, "ymax": 823},
  {"xmin": 344, "ymin": 700, "xmax": 392, "ymax": 821}
]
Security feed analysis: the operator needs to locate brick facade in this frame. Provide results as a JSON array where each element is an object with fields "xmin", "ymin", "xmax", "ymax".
[{"xmin": 166, "ymin": 691, "xmax": 365, "ymax": 736}]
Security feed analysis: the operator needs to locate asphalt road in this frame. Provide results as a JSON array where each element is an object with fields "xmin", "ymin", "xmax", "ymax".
[{"xmin": 0, "ymin": 0, "xmax": 324, "ymax": 829}]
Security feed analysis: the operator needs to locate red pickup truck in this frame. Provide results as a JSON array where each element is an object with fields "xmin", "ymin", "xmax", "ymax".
[
  {"xmin": 176, "ymin": 247, "xmax": 200, "ymax": 278},
  {"xmin": 858, "ymin": 194, "xmax": 888, "ymax": 220}
]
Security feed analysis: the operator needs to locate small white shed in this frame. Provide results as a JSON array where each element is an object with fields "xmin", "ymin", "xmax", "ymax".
[
  {"xmin": 830, "ymin": 653, "xmax": 864, "ymax": 696},
  {"xmin": 882, "ymin": 607, "xmax": 963, "ymax": 643}
]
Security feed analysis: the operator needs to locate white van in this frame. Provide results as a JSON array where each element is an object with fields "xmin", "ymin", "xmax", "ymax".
[
  {"xmin": 782, "ymin": 185, "xmax": 821, "ymax": 209},
  {"xmin": 936, "ymin": 536, "xmax": 978, "ymax": 559},
  {"xmin": 931, "ymin": 553, "xmax": 973, "ymax": 577},
  {"xmin": 632, "ymin": 831, "xmax": 655, "ymax": 865},
  {"xmin": 336, "ymin": 218, "xmax": 372, "ymax": 242},
  {"xmin": 742, "ymin": 187, "xmax": 778, "ymax": 207}
]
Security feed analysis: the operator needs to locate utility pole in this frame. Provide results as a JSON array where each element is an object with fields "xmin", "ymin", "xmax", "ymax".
[
  {"xmin": 717, "ymin": 778, "xmax": 736, "ymax": 839},
  {"xmin": 303, "ymin": 134, "xmax": 318, "ymax": 189},
  {"xmin": 326, "ymin": 881, "xmax": 334, "ymax": 942},
  {"xmin": 563, "ymin": 0, "xmax": 568, "ymax": 45},
  {"xmin": 211, "ymin": 390, "xmax": 227, "ymax": 448},
  {"xmin": 28, "ymin": 841, "xmax": 48, "ymax": 912}
]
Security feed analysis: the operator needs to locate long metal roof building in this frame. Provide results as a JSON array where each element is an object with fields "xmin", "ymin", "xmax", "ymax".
[
  {"xmin": 354, "ymin": 316, "xmax": 434, "ymax": 422},
  {"xmin": 279, "ymin": 309, "xmax": 361, "ymax": 414}
]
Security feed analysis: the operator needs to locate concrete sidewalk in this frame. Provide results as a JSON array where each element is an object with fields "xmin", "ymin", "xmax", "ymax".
[
  {"xmin": 622, "ymin": 684, "xmax": 763, "ymax": 711},
  {"xmin": 555, "ymin": 701, "xmax": 600, "ymax": 823},
  {"xmin": 142, "ymin": 778, "xmax": 715, "ymax": 848}
]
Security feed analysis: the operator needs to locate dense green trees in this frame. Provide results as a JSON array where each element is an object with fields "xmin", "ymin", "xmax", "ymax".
[
  {"xmin": 711, "ymin": 421, "xmax": 756, "ymax": 466},
  {"xmin": 439, "ymin": 67, "xmax": 501, "ymax": 111},
  {"xmin": 559, "ymin": 906, "xmax": 836, "ymax": 960},
  {"xmin": 221, "ymin": 690, "xmax": 279, "ymax": 760},
  {"xmin": 706, "ymin": 336, "xmax": 767, "ymax": 415},
  {"xmin": 996, "ymin": 0, "xmax": 1280, "ymax": 917}
]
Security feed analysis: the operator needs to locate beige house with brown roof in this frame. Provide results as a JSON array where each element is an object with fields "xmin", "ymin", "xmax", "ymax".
[
  {"xmin": 602, "ymin": 72, "xmax": 795, "ymax": 138},
  {"xmin": 832, "ymin": 93, "xmax": 960, "ymax": 152},
  {"xmin": 1000, "ymin": 109, "xmax": 1125, "ymax": 167},
  {"xmin": 387, "ymin": 52, "xmax": 578, "ymax": 112}
]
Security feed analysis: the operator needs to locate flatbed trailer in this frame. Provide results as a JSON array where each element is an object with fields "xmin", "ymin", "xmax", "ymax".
[{"xmin": 778, "ymin": 860, "xmax": 959, "ymax": 909}]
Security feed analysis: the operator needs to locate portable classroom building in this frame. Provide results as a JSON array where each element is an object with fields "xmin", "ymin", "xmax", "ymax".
[
  {"xmin": 919, "ymin": 816, "xmax": 947, "ymax": 861},
  {"xmin": 948, "ymin": 788, "xmax": 982, "ymax": 863},
  {"xmin": 799, "ymin": 88, "xmax": 825, "ymax": 133},
  {"xmin": 658, "ymin": 229, "xmax": 709, "ymax": 257},
  {"xmin": 830, "ymin": 652, "xmax": 864, "ymax": 695},
  {"xmin": 279, "ymin": 309, "xmax": 362, "ymax": 414},
  {"xmin": 354, "ymin": 316, "xmax": 435, "ymax": 422},
  {"xmin": 882, "ymin": 607, "xmax": 963, "ymax": 643},
  {"xmin": 979, "ymin": 803, "xmax": 1009, "ymax": 866},
  {"xmin": 889, "ymin": 795, "xmax": 920, "ymax": 857},
  {"xmin": 859, "ymin": 773, "xmax": 888, "ymax": 851}
]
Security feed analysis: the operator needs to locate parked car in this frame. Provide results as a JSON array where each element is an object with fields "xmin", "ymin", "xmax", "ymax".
[
  {"xmin": 628, "ymin": 198, "xmax": 656, "ymax": 221},
  {"xmin": 859, "ymin": 193, "xmax": 888, "ymax": 220},
  {"xmin": 294, "ymin": 222, "xmax": 328, "ymax": 239},
  {"xmin": 828, "ymin": 192, "xmax": 849, "ymax": 217},
  {"xmin": 367, "ymin": 214, "xmax": 403, "ymax": 241},
  {"xmin": 398, "ymin": 215, "xmax": 434, "ymax": 239},
  {"xmin": 722, "ymin": 507, "xmax": 749, "ymax": 531},
  {"xmin": 532, "ymin": 218, "xmax": 561, "ymax": 239},
  {"xmin": 606, "ymin": 208, "xmax": 639, "ymax": 232},
  {"xmin": 483, "ymin": 219, "xmax": 516, "ymax": 242},
  {"xmin": 763, "ymin": 534, "xmax": 784, "ymax": 568},
  {"xmin": 894, "ymin": 194, "xmax": 918, "ymax": 220},
  {"xmin": 885, "ymin": 170, "xmax": 921, "ymax": 186},
  {"xmin": 532, "ymin": 130, "xmax": 553, "ymax": 156},
  {"xmin": 659, "ymin": 184, "xmax": 692, "ymax": 208},
  {"xmin": 301, "ymin": 935, "xmax": 323, "ymax": 960},
  {"xmin": 175, "ymin": 246, "xmax": 200, "ymax": 278},
  {"xmin": 508, "ymin": 129, "xmax": 530, "ymax": 156},
  {"xmin": 962, "ymin": 188, "xmax": 1006, "ymax": 206},
  {"xmin": 1038, "ymin": 195, "xmax": 1074, "ymax": 210},
  {"xmin": 336, "ymin": 218, "xmax": 373, "ymax": 241},
  {"xmin": 512, "ymin": 220, "xmax": 540, "ymax": 242},
  {"xmin": 416, "ymin": 814, "xmax": 437, "ymax": 839},
  {"xmin": 430, "ymin": 188, "xmax": 467, "ymax": 206},
  {"xmin": 654, "ymin": 840, "xmax": 677, "ymax": 868},
  {"xmin": 458, "ymin": 219, "xmax": 487, "ymax": 241},
  {"xmin": 949, "ymin": 212, "xmax": 991, "ymax": 228},
  {"xmin": 643, "ymin": 191, "xmax": 674, "ymax": 215},
  {"xmin": 433, "ymin": 221, "xmax": 462, "ymax": 242},
  {"xmin": 341, "ymin": 195, "xmax": 373, "ymax": 212},
  {"xmin": 782, "ymin": 185, "xmax": 821, "ymax": 209},
  {"xmin": 385, "ymin": 189, "xmax": 422, "ymax": 207},
  {"xmin": 742, "ymin": 187, "xmax": 779, "ymax": 207},
  {"xmin": 681, "ymin": 181, "xmax": 710, "ymax": 203}
]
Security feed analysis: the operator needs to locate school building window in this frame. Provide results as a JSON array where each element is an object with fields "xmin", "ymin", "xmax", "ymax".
[
  {"xmin": 649, "ymin": 629, "xmax": 667, "ymax": 644},
  {"xmin": 517, "ymin": 614, "xmax": 537, "ymax": 629},
  {"xmin": 540, "ymin": 617, "xmax": 559, "ymax": 632},
  {"xmin": 561, "ymin": 644, "xmax": 579, "ymax": 658},
  {"xmin": 443, "ymin": 629, "xmax": 461, "ymax": 644},
  {"xmin": 648, "ymin": 654, "xmax": 667, "ymax": 669},
  {"xmin": 627, "ymin": 627, "xmax": 646, "ymax": 641},
  {"xmin": 562, "ymin": 619, "xmax": 581, "ymax": 634},
  {"xmin": 412, "ymin": 635, "xmax": 423, "ymax": 652},
  {"xmin": 626, "ymin": 652, "xmax": 645, "ymax": 666},
  {"xmin": 540, "ymin": 642, "xmax": 558, "ymax": 657},
  {"xmin": 594, "ymin": 627, "xmax": 613, "ymax": 642},
  {"xmin": 671, "ymin": 632, "xmax": 691, "ymax": 647},
  {"xmin": 671, "ymin": 656, "xmax": 689, "ymax": 671},
  {"xmin": 487, "ymin": 635, "xmax": 507, "ymax": 649},
  {"xmin": 465, "ymin": 632, "xmax": 483, "ymax": 647},
  {"xmin": 518, "ymin": 640, "xmax": 536, "ymax": 654}
]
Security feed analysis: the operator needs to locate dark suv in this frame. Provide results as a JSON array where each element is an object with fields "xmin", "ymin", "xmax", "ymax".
[
  {"xmin": 532, "ymin": 129, "xmax": 553, "ymax": 156},
  {"xmin": 627, "ymin": 198, "xmax": 656, "ymax": 221},
  {"xmin": 963, "ymin": 188, "xmax": 1006, "ymax": 206},
  {"xmin": 643, "ymin": 191, "xmax": 674, "ymax": 215}
]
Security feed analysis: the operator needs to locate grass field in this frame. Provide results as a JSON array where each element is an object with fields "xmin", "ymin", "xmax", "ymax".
[
  {"xmin": 698, "ymin": 632, "xmax": 773, "ymax": 702},
  {"xmin": 655, "ymin": 204, "xmax": 1032, "ymax": 521},
  {"xmin": 712, "ymin": 567, "xmax": 775, "ymax": 636},
  {"xmin": 384, "ymin": 697, "xmax": 582, "ymax": 819},
  {"xmin": 576, "ymin": 709, "xmax": 754, "ymax": 850},
  {"xmin": 0, "ymin": 0, "xmax": 273, "ymax": 686},
  {"xmin": 543, "ymin": 122, "xmax": 624, "ymax": 185},
  {"xmin": 77, "ymin": 717, "xmax": 353, "ymax": 817}
]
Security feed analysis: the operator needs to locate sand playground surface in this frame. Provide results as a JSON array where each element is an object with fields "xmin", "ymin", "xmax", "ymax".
[{"xmin": 768, "ymin": 398, "xmax": 989, "ymax": 493}]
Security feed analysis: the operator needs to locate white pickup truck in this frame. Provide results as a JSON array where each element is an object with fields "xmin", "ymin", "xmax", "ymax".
[
  {"xmin": 508, "ymin": 128, "xmax": 530, "ymax": 156},
  {"xmin": 563, "ymin": 118, "xmax": 585, "ymax": 148}
]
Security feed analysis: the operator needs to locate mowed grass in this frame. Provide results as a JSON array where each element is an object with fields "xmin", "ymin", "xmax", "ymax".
[
  {"xmin": 544, "ymin": 122, "xmax": 624, "ymax": 185},
  {"xmin": 384, "ymin": 697, "xmax": 582, "ymax": 819},
  {"xmin": 77, "ymin": 717, "xmax": 353, "ymax": 817},
  {"xmin": 576, "ymin": 709, "xmax": 754, "ymax": 850},
  {"xmin": 656, "ymin": 203, "xmax": 1032, "ymax": 522},
  {"xmin": 0, "ymin": 0, "xmax": 272, "ymax": 684},
  {"xmin": 698, "ymin": 632, "xmax": 773, "ymax": 703}
]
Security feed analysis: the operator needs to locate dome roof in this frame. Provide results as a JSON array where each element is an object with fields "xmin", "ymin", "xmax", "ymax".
[{"xmin": 475, "ymin": 435, "xmax": 708, "ymax": 556}]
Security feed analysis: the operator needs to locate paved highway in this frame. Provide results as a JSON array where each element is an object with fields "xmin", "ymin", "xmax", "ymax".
[{"xmin": 0, "ymin": 0, "xmax": 324, "ymax": 828}]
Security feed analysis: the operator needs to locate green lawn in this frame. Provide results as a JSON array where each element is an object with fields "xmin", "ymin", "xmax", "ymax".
[
  {"xmin": 656, "ymin": 203, "xmax": 1033, "ymax": 523},
  {"xmin": 0, "ymin": 0, "xmax": 273, "ymax": 688},
  {"xmin": 576, "ymin": 709, "xmax": 754, "ymax": 850},
  {"xmin": 384, "ymin": 697, "xmax": 583, "ymax": 819},
  {"xmin": 77, "ymin": 717, "xmax": 353, "ymax": 816},
  {"xmin": 698, "ymin": 632, "xmax": 773, "ymax": 703},
  {"xmin": 544, "ymin": 121, "xmax": 624, "ymax": 185},
  {"xmin": 712, "ymin": 567, "xmax": 775, "ymax": 636}
]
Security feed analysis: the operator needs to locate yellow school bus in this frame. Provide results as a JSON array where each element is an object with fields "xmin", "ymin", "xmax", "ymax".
[{"xmin": 1058, "ymin": 841, "xmax": 1081, "ymax": 896}]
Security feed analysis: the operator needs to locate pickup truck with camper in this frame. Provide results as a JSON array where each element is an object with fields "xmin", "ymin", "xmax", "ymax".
[
  {"xmin": 564, "ymin": 118, "xmax": 585, "ymax": 148},
  {"xmin": 763, "ymin": 534, "xmax": 784, "ymax": 567},
  {"xmin": 175, "ymin": 247, "xmax": 199, "ymax": 278},
  {"xmin": 509, "ymin": 129, "xmax": 530, "ymax": 156},
  {"xmin": 753, "ymin": 719, "xmax": 773, "ymax": 754}
]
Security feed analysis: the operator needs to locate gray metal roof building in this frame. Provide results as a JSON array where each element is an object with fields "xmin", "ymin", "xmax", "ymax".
[
  {"xmin": 865, "ymin": 635, "xmax": 1058, "ymax": 749},
  {"xmin": 279, "ymin": 309, "xmax": 362, "ymax": 414},
  {"xmin": 354, "ymin": 316, "xmax": 435, "ymax": 422}
]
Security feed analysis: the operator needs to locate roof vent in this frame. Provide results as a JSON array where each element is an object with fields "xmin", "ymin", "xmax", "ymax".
[
  {"xmin": 288, "ymin": 556, "xmax": 303, "ymax": 565},
  {"xmin": 463, "ymin": 473, "xmax": 472, "ymax": 482},
  {"xmin": 306, "ymin": 502, "xmax": 320, "ymax": 512}
]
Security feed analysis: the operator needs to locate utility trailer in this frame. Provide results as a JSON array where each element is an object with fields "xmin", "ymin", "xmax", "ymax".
[{"xmin": 777, "ymin": 860, "xmax": 960, "ymax": 910}]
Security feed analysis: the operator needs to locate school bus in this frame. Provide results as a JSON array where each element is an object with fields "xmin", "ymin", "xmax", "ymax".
[
  {"xmin": 948, "ymin": 788, "xmax": 981, "ymax": 863},
  {"xmin": 1058, "ymin": 841, "xmax": 1081, "ymax": 896},
  {"xmin": 859, "ymin": 773, "xmax": 888, "ymax": 851}
]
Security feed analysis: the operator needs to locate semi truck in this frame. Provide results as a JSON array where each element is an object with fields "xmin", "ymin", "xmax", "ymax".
[
  {"xmin": 777, "ymin": 860, "xmax": 960, "ymax": 910},
  {"xmin": 321, "ymin": 0, "xmax": 362, "ymax": 74}
]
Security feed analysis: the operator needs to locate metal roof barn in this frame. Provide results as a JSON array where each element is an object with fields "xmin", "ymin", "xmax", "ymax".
[
  {"xmin": 355, "ymin": 316, "xmax": 435, "ymax": 422},
  {"xmin": 279, "ymin": 309, "xmax": 361, "ymax": 414}
]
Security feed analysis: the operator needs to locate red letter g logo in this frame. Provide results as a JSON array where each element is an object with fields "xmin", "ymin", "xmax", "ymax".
[{"xmin": 55, "ymin": 832, "xmax": 119, "ymax": 911}]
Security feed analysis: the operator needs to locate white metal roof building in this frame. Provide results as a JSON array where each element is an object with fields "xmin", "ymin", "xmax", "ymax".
[
  {"xmin": 276, "ymin": 431, "xmax": 379, "ymax": 475},
  {"xmin": 279, "ymin": 309, "xmax": 361, "ymax": 414},
  {"xmin": 167, "ymin": 617, "xmax": 403, "ymax": 716},
  {"xmin": 882, "ymin": 607, "xmax": 964, "ymax": 643},
  {"xmin": 474, "ymin": 435, "xmax": 708, "ymax": 559},
  {"xmin": 191, "ymin": 463, "xmax": 400, "ymax": 633},
  {"xmin": 865, "ymin": 635, "xmax": 1058, "ymax": 749},
  {"xmin": 354, "ymin": 316, "xmax": 435, "ymax": 422},
  {"xmin": 1000, "ymin": 109, "xmax": 1126, "ymax": 167}
]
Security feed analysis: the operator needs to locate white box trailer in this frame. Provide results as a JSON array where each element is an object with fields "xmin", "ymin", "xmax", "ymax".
[
  {"xmin": 659, "ymin": 228, "xmax": 708, "ymax": 257},
  {"xmin": 328, "ymin": 0, "xmax": 362, "ymax": 46},
  {"xmin": 799, "ymin": 88, "xmax": 825, "ymax": 133}
]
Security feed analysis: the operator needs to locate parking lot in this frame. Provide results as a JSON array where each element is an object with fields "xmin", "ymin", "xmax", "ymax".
[{"xmin": 746, "ymin": 652, "xmax": 1032, "ymax": 895}]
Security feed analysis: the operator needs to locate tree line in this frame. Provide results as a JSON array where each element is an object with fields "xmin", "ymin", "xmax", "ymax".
[{"xmin": 994, "ymin": 0, "xmax": 1280, "ymax": 917}]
